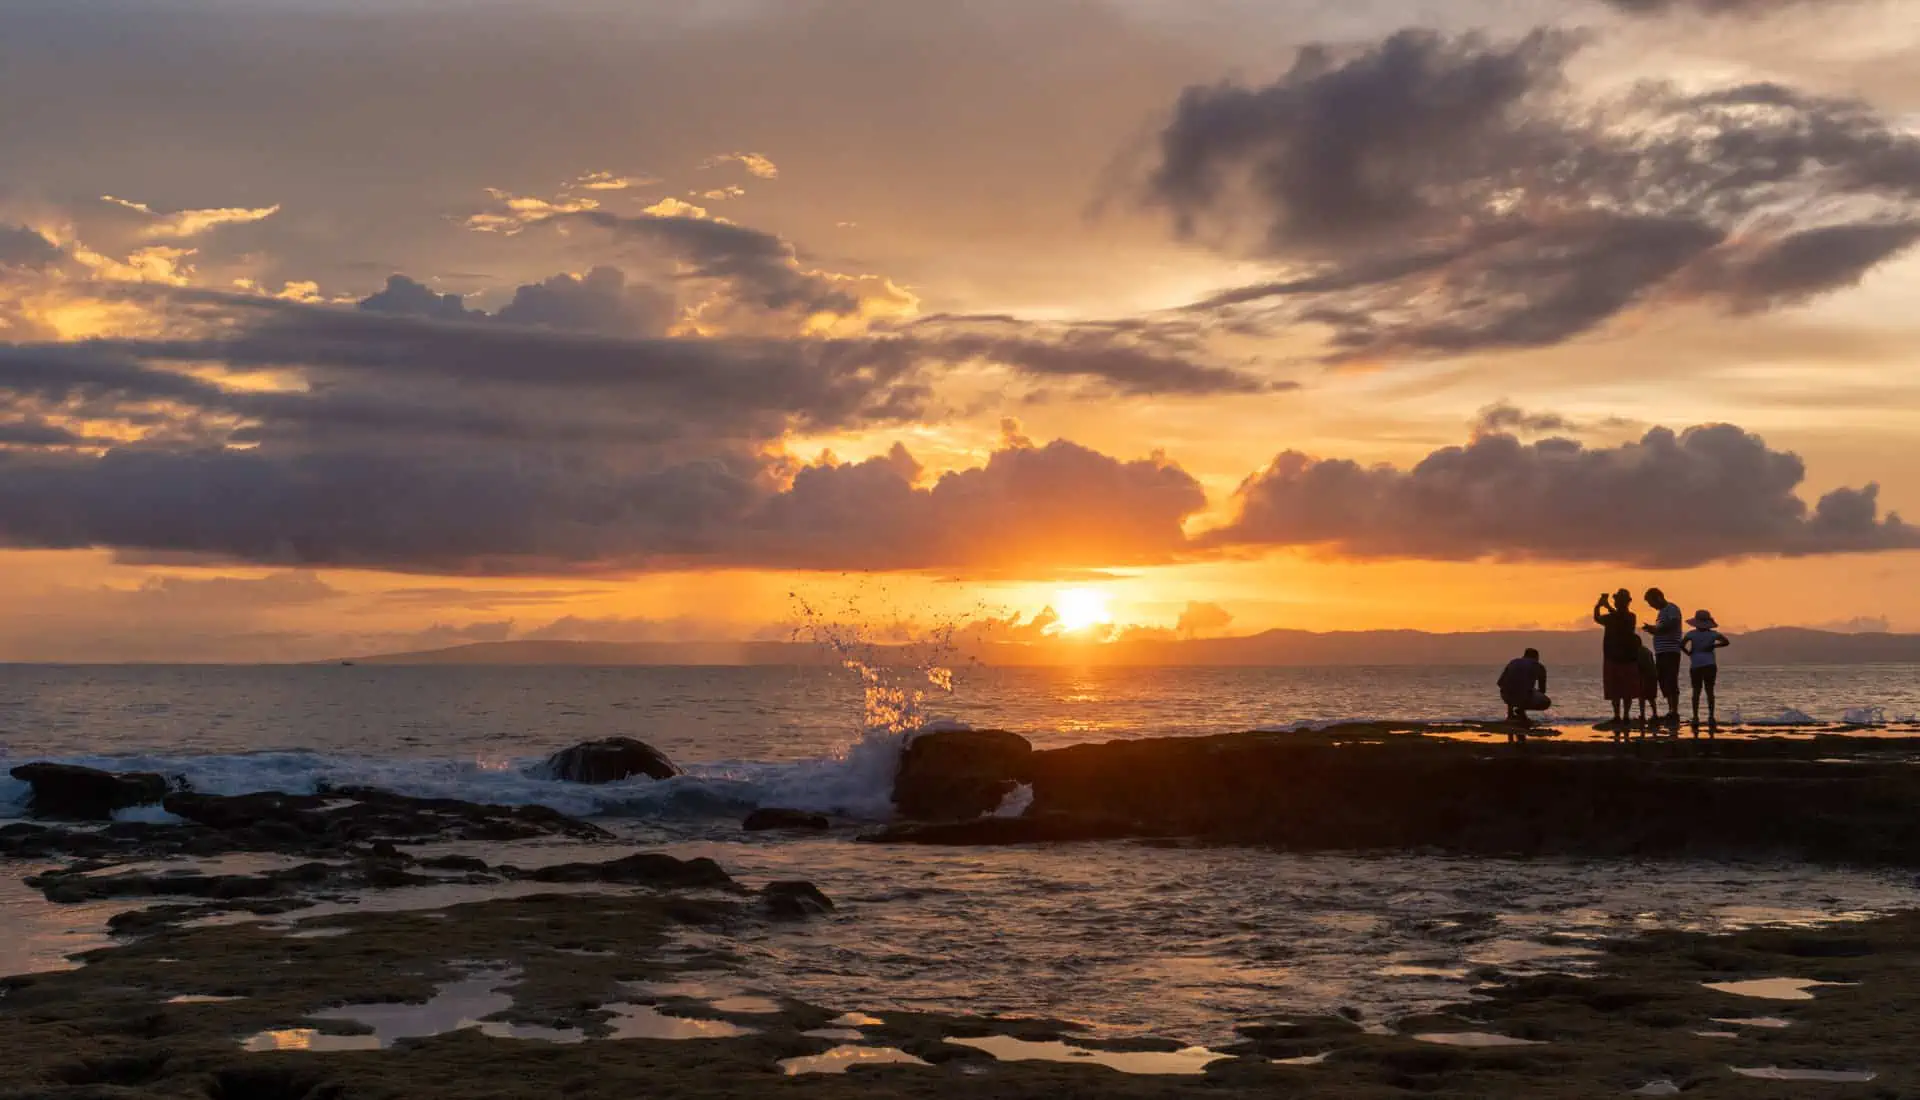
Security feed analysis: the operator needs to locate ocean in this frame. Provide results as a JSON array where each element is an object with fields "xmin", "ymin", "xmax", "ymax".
[{"xmin": 6, "ymin": 661, "xmax": 1920, "ymax": 1044}]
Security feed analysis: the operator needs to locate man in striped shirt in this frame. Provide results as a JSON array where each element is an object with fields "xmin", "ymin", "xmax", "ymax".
[{"xmin": 1642, "ymin": 588, "xmax": 1684, "ymax": 724}]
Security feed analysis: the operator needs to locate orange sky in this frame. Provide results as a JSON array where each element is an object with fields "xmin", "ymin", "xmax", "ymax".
[{"xmin": 2, "ymin": 0, "xmax": 1919, "ymax": 661}]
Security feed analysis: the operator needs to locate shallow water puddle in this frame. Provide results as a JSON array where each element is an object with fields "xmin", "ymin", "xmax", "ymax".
[
  {"xmin": 1273, "ymin": 1052, "xmax": 1332, "ymax": 1066},
  {"xmin": 802, "ymin": 1028, "xmax": 869, "ymax": 1040},
  {"xmin": 242, "ymin": 1028, "xmax": 382, "ymax": 1053},
  {"xmin": 1732, "ymin": 1066, "xmax": 1877, "ymax": 1082},
  {"xmin": 283, "ymin": 926, "xmax": 351, "ymax": 940},
  {"xmin": 779, "ymin": 1046, "xmax": 930, "ymax": 1075},
  {"xmin": 1712, "ymin": 1016, "xmax": 1791, "ymax": 1029},
  {"xmin": 1703, "ymin": 978, "xmax": 1856, "ymax": 1001},
  {"xmin": 604, "ymin": 1003, "xmax": 756, "ymax": 1040},
  {"xmin": 1630, "ymin": 1081, "xmax": 1681, "ymax": 1097},
  {"xmin": 1411, "ymin": 1032, "xmax": 1544, "ymax": 1048},
  {"xmin": 831, "ymin": 1011, "xmax": 885, "ymax": 1027},
  {"xmin": 305, "ymin": 969, "xmax": 516, "ymax": 1046},
  {"xmin": 166, "ymin": 994, "xmax": 243, "ymax": 1004},
  {"xmin": 950, "ymin": 1035, "xmax": 1228, "ymax": 1075}
]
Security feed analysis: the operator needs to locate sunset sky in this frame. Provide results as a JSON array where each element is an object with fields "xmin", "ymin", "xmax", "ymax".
[{"xmin": 4, "ymin": 0, "xmax": 1920, "ymax": 661}]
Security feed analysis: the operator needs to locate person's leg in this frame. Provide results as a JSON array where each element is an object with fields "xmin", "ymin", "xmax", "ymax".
[
  {"xmin": 1690, "ymin": 667, "xmax": 1703, "ymax": 728},
  {"xmin": 1660, "ymin": 652, "xmax": 1682, "ymax": 722},
  {"xmin": 1704, "ymin": 666, "xmax": 1718, "ymax": 729}
]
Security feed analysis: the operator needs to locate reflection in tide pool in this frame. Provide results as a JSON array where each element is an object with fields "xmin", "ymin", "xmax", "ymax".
[
  {"xmin": 779, "ymin": 1046, "xmax": 930, "ymax": 1075},
  {"xmin": 1702, "ymin": 978, "xmax": 1856, "ymax": 1001},
  {"xmin": 950, "ymin": 1035, "xmax": 1227, "ymax": 1075}
]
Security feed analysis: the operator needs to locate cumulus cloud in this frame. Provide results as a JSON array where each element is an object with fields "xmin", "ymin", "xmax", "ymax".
[
  {"xmin": 1175, "ymin": 600, "xmax": 1234, "ymax": 637},
  {"xmin": 1209, "ymin": 424, "xmax": 1918, "ymax": 567},
  {"xmin": 749, "ymin": 438, "xmax": 1207, "ymax": 571},
  {"xmin": 1147, "ymin": 30, "xmax": 1920, "ymax": 358},
  {"xmin": 701, "ymin": 152, "xmax": 779, "ymax": 180}
]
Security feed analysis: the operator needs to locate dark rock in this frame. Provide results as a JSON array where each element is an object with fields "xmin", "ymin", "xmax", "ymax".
[
  {"xmin": 891, "ymin": 729, "xmax": 1033, "ymax": 821},
  {"xmin": 742, "ymin": 808, "xmax": 830, "ymax": 832},
  {"xmin": 163, "ymin": 788, "xmax": 609, "ymax": 845},
  {"xmin": 539, "ymin": 737, "xmax": 679, "ymax": 784},
  {"xmin": 760, "ymin": 880, "xmax": 835, "ymax": 919},
  {"xmin": 9, "ymin": 763, "xmax": 168, "ymax": 821},
  {"xmin": 420, "ymin": 854, "xmax": 491, "ymax": 873},
  {"xmin": 524, "ymin": 852, "xmax": 734, "ymax": 889},
  {"xmin": 874, "ymin": 728, "xmax": 1920, "ymax": 866}
]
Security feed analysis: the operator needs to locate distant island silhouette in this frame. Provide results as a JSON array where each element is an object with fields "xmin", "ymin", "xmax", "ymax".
[{"xmin": 344, "ymin": 628, "xmax": 1920, "ymax": 667}]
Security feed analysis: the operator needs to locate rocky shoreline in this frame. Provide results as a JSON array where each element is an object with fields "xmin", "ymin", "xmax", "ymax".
[
  {"xmin": 3, "ymin": 731, "xmax": 1919, "ymax": 1096},
  {"xmin": 879, "ymin": 724, "xmax": 1920, "ymax": 865}
]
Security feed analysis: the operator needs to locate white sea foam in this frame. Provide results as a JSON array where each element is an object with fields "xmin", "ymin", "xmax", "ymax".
[{"xmin": 0, "ymin": 715, "xmax": 959, "ymax": 824}]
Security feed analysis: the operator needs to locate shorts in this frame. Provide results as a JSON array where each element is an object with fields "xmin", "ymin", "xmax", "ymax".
[
  {"xmin": 1503, "ymin": 690, "xmax": 1552, "ymax": 712},
  {"xmin": 1690, "ymin": 664, "xmax": 1718, "ymax": 690},
  {"xmin": 1603, "ymin": 660, "xmax": 1641, "ymax": 701},
  {"xmin": 1656, "ymin": 651, "xmax": 1682, "ymax": 697}
]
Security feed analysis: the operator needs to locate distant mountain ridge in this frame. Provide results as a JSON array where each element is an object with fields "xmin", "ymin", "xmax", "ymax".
[{"xmin": 348, "ymin": 628, "xmax": 1920, "ymax": 667}]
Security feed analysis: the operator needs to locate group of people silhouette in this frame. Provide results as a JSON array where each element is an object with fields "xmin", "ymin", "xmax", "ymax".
[{"xmin": 1498, "ymin": 588, "xmax": 1731, "ymax": 736}]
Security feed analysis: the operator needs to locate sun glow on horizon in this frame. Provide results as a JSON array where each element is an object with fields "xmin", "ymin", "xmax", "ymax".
[{"xmin": 1052, "ymin": 587, "xmax": 1114, "ymax": 634}]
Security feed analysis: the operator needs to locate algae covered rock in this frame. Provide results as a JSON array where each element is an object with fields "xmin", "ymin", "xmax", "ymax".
[
  {"xmin": 891, "ymin": 729, "xmax": 1033, "ymax": 821},
  {"xmin": 540, "ymin": 737, "xmax": 680, "ymax": 783},
  {"xmin": 9, "ymin": 763, "xmax": 168, "ymax": 821}
]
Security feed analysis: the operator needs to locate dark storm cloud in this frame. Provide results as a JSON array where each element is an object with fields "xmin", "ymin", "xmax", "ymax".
[
  {"xmin": 0, "ymin": 226, "xmax": 62, "ymax": 270},
  {"xmin": 1471, "ymin": 402, "xmax": 1578, "ymax": 437},
  {"xmin": 1209, "ymin": 425, "xmax": 1918, "ymax": 567},
  {"xmin": 358, "ymin": 275, "xmax": 469, "ymax": 321},
  {"xmin": 0, "ymin": 433, "xmax": 1206, "ymax": 575},
  {"xmin": 557, "ymin": 211, "xmax": 866, "ymax": 318},
  {"xmin": 360, "ymin": 267, "xmax": 676, "ymax": 338},
  {"xmin": 0, "ymin": 418, "xmax": 84, "ymax": 446},
  {"xmin": 1147, "ymin": 30, "xmax": 1920, "ymax": 358},
  {"xmin": 0, "ymin": 280, "xmax": 1252, "ymax": 573},
  {"xmin": 494, "ymin": 267, "xmax": 676, "ymax": 337}
]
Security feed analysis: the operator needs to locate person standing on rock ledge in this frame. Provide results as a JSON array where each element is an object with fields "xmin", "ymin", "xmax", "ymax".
[
  {"xmin": 1497, "ymin": 648, "xmax": 1551, "ymax": 726},
  {"xmin": 1594, "ymin": 589, "xmax": 1641, "ymax": 729},
  {"xmin": 1642, "ymin": 588, "xmax": 1684, "ymax": 725}
]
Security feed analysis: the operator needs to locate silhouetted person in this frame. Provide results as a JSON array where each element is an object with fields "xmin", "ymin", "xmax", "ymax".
[
  {"xmin": 1634, "ymin": 638, "xmax": 1658, "ymax": 727},
  {"xmin": 1641, "ymin": 588, "xmax": 1683, "ymax": 724},
  {"xmin": 1683, "ymin": 609, "xmax": 1731, "ymax": 733},
  {"xmin": 1594, "ymin": 589, "xmax": 1640, "ymax": 727},
  {"xmin": 1498, "ymin": 648, "xmax": 1551, "ymax": 726}
]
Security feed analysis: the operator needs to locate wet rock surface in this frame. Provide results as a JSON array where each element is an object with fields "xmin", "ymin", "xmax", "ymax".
[
  {"xmin": 540, "ymin": 737, "xmax": 680, "ymax": 784},
  {"xmin": 760, "ymin": 881, "xmax": 835, "ymax": 920},
  {"xmin": 743, "ymin": 808, "xmax": 831, "ymax": 832},
  {"xmin": 519, "ymin": 852, "xmax": 736, "ymax": 891},
  {"xmin": 9, "ymin": 763, "xmax": 169, "ymax": 821},
  {"xmin": 879, "ymin": 726, "xmax": 1920, "ymax": 865},
  {"xmin": 891, "ymin": 729, "xmax": 1034, "ymax": 821},
  {"xmin": 2, "ymin": 859, "xmax": 1917, "ymax": 1097}
]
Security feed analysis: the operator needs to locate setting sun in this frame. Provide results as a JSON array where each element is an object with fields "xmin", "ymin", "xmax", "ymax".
[{"xmin": 1053, "ymin": 588, "xmax": 1113, "ymax": 634}]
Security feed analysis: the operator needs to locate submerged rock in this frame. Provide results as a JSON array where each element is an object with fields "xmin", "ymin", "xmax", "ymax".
[
  {"xmin": 891, "ymin": 729, "xmax": 1033, "ymax": 821},
  {"xmin": 540, "ymin": 738, "xmax": 679, "ymax": 784},
  {"xmin": 162, "ymin": 788, "xmax": 610, "ymax": 845},
  {"xmin": 760, "ymin": 880, "xmax": 835, "ymax": 919},
  {"xmin": 742, "ymin": 808, "xmax": 830, "ymax": 832},
  {"xmin": 9, "ymin": 763, "xmax": 168, "ymax": 821},
  {"xmin": 523, "ymin": 851, "xmax": 734, "ymax": 889}
]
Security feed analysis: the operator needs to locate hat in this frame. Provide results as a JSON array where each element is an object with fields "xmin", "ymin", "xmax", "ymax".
[{"xmin": 1687, "ymin": 610, "xmax": 1718, "ymax": 628}]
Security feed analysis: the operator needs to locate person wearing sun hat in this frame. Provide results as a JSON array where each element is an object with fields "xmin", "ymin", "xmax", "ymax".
[{"xmin": 1681, "ymin": 610, "xmax": 1731, "ymax": 732}]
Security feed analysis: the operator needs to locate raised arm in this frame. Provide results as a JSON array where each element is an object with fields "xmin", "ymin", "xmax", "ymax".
[{"xmin": 1592, "ymin": 596, "xmax": 1610, "ymax": 625}]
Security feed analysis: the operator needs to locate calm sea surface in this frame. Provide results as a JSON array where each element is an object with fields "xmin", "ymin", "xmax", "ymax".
[{"xmin": 5, "ymin": 662, "xmax": 1919, "ymax": 1043}]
